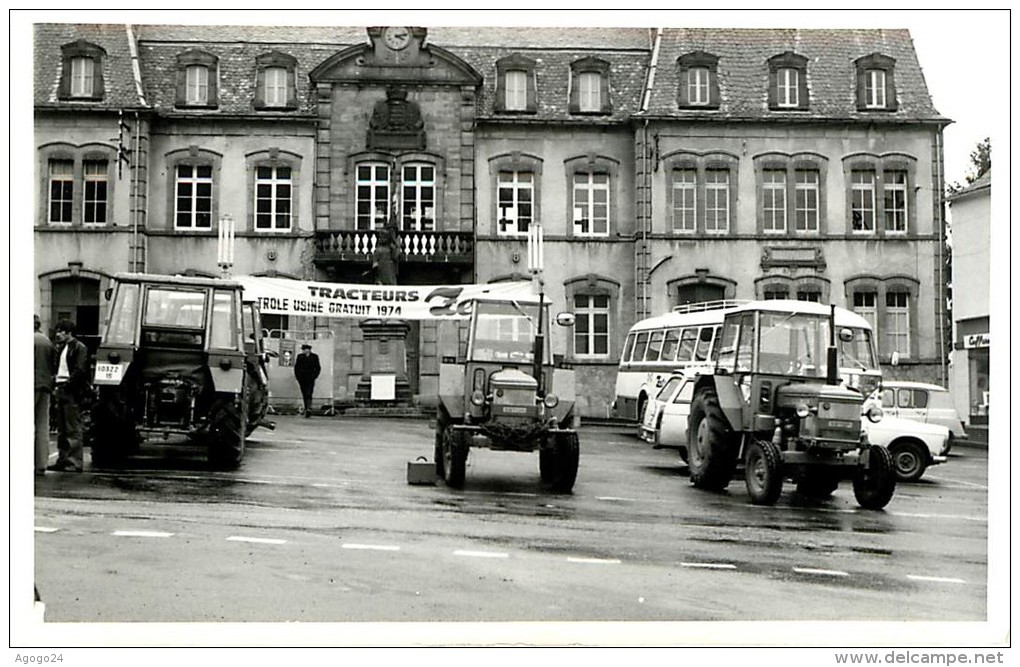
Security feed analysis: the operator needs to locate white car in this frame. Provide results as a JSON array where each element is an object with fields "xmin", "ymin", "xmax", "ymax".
[
  {"xmin": 639, "ymin": 371, "xmax": 696, "ymax": 462},
  {"xmin": 870, "ymin": 381, "xmax": 967, "ymax": 452},
  {"xmin": 863, "ymin": 414, "xmax": 950, "ymax": 482}
]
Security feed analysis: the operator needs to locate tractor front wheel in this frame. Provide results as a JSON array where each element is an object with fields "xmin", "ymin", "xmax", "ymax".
[
  {"xmin": 543, "ymin": 432, "xmax": 579, "ymax": 493},
  {"xmin": 442, "ymin": 426, "xmax": 467, "ymax": 488},
  {"xmin": 744, "ymin": 439, "xmax": 783, "ymax": 505}
]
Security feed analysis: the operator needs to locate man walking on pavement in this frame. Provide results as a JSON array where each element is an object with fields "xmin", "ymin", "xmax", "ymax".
[
  {"xmin": 49, "ymin": 320, "xmax": 91, "ymax": 472},
  {"xmin": 293, "ymin": 343, "xmax": 321, "ymax": 417},
  {"xmin": 34, "ymin": 315, "xmax": 56, "ymax": 476}
]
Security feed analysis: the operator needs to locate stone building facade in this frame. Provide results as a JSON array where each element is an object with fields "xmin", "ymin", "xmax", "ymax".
[{"xmin": 32, "ymin": 23, "xmax": 951, "ymax": 418}]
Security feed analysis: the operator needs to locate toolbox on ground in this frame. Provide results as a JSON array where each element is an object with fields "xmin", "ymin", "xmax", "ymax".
[{"xmin": 406, "ymin": 456, "xmax": 437, "ymax": 485}]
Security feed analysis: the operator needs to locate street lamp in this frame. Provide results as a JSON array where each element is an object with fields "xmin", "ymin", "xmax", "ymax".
[{"xmin": 217, "ymin": 213, "xmax": 235, "ymax": 278}]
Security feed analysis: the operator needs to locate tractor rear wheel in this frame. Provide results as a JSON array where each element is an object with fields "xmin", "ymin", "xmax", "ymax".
[
  {"xmin": 207, "ymin": 394, "xmax": 245, "ymax": 470},
  {"xmin": 853, "ymin": 445, "xmax": 897, "ymax": 510},
  {"xmin": 546, "ymin": 432, "xmax": 579, "ymax": 493},
  {"xmin": 687, "ymin": 386, "xmax": 738, "ymax": 490},
  {"xmin": 89, "ymin": 389, "xmax": 137, "ymax": 467},
  {"xmin": 745, "ymin": 439, "xmax": 783, "ymax": 505}
]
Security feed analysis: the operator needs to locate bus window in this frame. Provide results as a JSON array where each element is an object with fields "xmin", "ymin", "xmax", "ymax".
[
  {"xmin": 677, "ymin": 327, "xmax": 697, "ymax": 362},
  {"xmin": 661, "ymin": 328, "xmax": 681, "ymax": 362},
  {"xmin": 620, "ymin": 332, "xmax": 636, "ymax": 362},
  {"xmin": 633, "ymin": 331, "xmax": 649, "ymax": 362},
  {"xmin": 695, "ymin": 326, "xmax": 714, "ymax": 361},
  {"xmin": 716, "ymin": 321, "xmax": 739, "ymax": 370},
  {"xmin": 646, "ymin": 330, "xmax": 665, "ymax": 361}
]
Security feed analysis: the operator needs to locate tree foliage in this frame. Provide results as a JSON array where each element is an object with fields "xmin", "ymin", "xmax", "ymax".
[{"xmin": 948, "ymin": 138, "xmax": 991, "ymax": 194}]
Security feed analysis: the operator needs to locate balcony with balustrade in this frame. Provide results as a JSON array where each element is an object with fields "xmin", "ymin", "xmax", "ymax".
[{"xmin": 313, "ymin": 229, "xmax": 475, "ymax": 268}]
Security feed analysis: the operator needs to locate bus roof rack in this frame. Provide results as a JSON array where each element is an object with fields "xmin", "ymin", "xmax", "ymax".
[{"xmin": 671, "ymin": 299, "xmax": 748, "ymax": 315}]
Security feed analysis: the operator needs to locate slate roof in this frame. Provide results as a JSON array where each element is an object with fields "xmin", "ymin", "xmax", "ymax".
[
  {"xmin": 34, "ymin": 23, "xmax": 945, "ymax": 123},
  {"xmin": 645, "ymin": 28, "xmax": 947, "ymax": 122},
  {"xmin": 947, "ymin": 169, "xmax": 991, "ymax": 201},
  {"xmin": 34, "ymin": 23, "xmax": 146, "ymax": 108}
]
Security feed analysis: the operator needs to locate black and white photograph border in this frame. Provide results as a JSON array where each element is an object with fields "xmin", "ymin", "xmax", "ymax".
[{"xmin": 9, "ymin": 6, "xmax": 1012, "ymax": 658}]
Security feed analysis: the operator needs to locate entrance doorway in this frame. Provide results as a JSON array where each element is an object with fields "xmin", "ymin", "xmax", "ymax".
[{"xmin": 51, "ymin": 276, "xmax": 101, "ymax": 352}]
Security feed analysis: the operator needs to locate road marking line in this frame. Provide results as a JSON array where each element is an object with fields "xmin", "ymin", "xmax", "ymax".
[
  {"xmin": 342, "ymin": 543, "xmax": 401, "ymax": 551},
  {"xmin": 597, "ymin": 496, "xmax": 638, "ymax": 502},
  {"xmin": 891, "ymin": 511, "xmax": 986, "ymax": 523},
  {"xmin": 227, "ymin": 536, "xmax": 287, "ymax": 545},
  {"xmin": 921, "ymin": 475, "xmax": 987, "ymax": 489},
  {"xmin": 454, "ymin": 550, "xmax": 509, "ymax": 559},
  {"xmin": 34, "ymin": 527, "xmax": 59, "ymax": 533},
  {"xmin": 793, "ymin": 567, "xmax": 849, "ymax": 577},
  {"xmin": 907, "ymin": 575, "xmax": 967, "ymax": 584},
  {"xmin": 112, "ymin": 530, "xmax": 174, "ymax": 538},
  {"xmin": 681, "ymin": 562, "xmax": 737, "ymax": 570},
  {"xmin": 567, "ymin": 557, "xmax": 622, "ymax": 564}
]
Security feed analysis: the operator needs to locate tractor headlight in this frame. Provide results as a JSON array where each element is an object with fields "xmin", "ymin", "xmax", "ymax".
[
  {"xmin": 865, "ymin": 405, "xmax": 884, "ymax": 423},
  {"xmin": 795, "ymin": 403, "xmax": 812, "ymax": 418},
  {"xmin": 470, "ymin": 390, "xmax": 486, "ymax": 406},
  {"xmin": 543, "ymin": 393, "xmax": 559, "ymax": 409}
]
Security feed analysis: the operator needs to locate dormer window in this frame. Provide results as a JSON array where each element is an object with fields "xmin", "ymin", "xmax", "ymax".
[
  {"xmin": 58, "ymin": 40, "xmax": 105, "ymax": 101},
  {"xmin": 677, "ymin": 51, "xmax": 720, "ymax": 109},
  {"xmin": 855, "ymin": 53, "xmax": 898, "ymax": 111},
  {"xmin": 569, "ymin": 57, "xmax": 611, "ymax": 115},
  {"xmin": 254, "ymin": 51, "xmax": 298, "ymax": 111},
  {"xmin": 767, "ymin": 52, "xmax": 809, "ymax": 111},
  {"xmin": 496, "ymin": 55, "xmax": 537, "ymax": 114},
  {"xmin": 176, "ymin": 50, "xmax": 219, "ymax": 108}
]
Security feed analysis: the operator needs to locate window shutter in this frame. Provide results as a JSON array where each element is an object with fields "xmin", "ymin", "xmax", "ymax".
[
  {"xmin": 568, "ymin": 70, "xmax": 580, "ymax": 113},
  {"xmin": 855, "ymin": 67, "xmax": 867, "ymax": 110},
  {"xmin": 767, "ymin": 69, "xmax": 778, "ymax": 109},
  {"xmin": 58, "ymin": 55, "xmax": 72, "ymax": 99},
  {"xmin": 495, "ymin": 66, "xmax": 507, "ymax": 112},
  {"xmin": 885, "ymin": 69, "xmax": 898, "ymax": 111},
  {"xmin": 796, "ymin": 68, "xmax": 808, "ymax": 110},
  {"xmin": 254, "ymin": 66, "xmax": 266, "ymax": 109},
  {"xmin": 175, "ymin": 66, "xmax": 188, "ymax": 107},
  {"xmin": 526, "ymin": 71, "xmax": 537, "ymax": 113},
  {"xmin": 92, "ymin": 57, "xmax": 105, "ymax": 100},
  {"xmin": 286, "ymin": 67, "xmax": 298, "ymax": 110},
  {"xmin": 677, "ymin": 66, "xmax": 689, "ymax": 107},
  {"xmin": 208, "ymin": 65, "xmax": 219, "ymax": 107},
  {"xmin": 708, "ymin": 67, "xmax": 721, "ymax": 108},
  {"xmin": 601, "ymin": 71, "xmax": 612, "ymax": 114}
]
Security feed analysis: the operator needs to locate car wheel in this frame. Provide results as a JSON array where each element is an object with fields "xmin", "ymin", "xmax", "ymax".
[{"xmin": 889, "ymin": 440, "xmax": 928, "ymax": 482}]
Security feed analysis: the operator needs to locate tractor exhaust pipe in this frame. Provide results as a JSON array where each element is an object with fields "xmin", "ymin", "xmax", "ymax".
[{"xmin": 826, "ymin": 304, "xmax": 838, "ymax": 385}]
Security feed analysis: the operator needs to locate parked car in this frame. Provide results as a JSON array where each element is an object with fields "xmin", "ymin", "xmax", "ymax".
[
  {"xmin": 870, "ymin": 381, "xmax": 967, "ymax": 452},
  {"xmin": 862, "ymin": 414, "xmax": 950, "ymax": 482},
  {"xmin": 639, "ymin": 371, "xmax": 697, "ymax": 462}
]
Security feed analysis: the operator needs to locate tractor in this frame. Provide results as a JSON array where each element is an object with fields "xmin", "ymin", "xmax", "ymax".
[
  {"xmin": 434, "ymin": 293, "xmax": 579, "ymax": 491},
  {"xmin": 682, "ymin": 300, "xmax": 895, "ymax": 509},
  {"xmin": 87, "ymin": 273, "xmax": 272, "ymax": 469}
]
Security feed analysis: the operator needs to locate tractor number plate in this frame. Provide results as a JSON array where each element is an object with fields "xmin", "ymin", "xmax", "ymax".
[
  {"xmin": 827, "ymin": 420, "xmax": 854, "ymax": 430},
  {"xmin": 501, "ymin": 406, "xmax": 528, "ymax": 414},
  {"xmin": 94, "ymin": 362, "xmax": 124, "ymax": 384}
]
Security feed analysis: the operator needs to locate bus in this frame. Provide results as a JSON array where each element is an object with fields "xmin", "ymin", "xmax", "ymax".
[{"xmin": 613, "ymin": 299, "xmax": 882, "ymax": 422}]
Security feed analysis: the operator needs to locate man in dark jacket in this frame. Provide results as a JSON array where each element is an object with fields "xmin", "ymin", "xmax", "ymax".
[
  {"xmin": 34, "ymin": 315, "xmax": 57, "ymax": 476},
  {"xmin": 49, "ymin": 319, "xmax": 91, "ymax": 472},
  {"xmin": 293, "ymin": 343, "xmax": 321, "ymax": 417}
]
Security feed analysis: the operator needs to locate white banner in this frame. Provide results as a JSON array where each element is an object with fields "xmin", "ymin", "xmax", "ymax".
[{"xmin": 235, "ymin": 276, "xmax": 540, "ymax": 320}]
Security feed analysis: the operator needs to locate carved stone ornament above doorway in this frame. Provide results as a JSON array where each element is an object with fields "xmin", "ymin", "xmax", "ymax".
[{"xmin": 368, "ymin": 87, "xmax": 426, "ymax": 151}]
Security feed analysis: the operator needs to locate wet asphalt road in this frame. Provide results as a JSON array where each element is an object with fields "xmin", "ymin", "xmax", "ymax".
[{"xmin": 30, "ymin": 415, "xmax": 992, "ymax": 641}]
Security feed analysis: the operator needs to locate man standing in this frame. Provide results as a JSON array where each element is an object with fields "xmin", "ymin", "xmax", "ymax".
[
  {"xmin": 293, "ymin": 343, "xmax": 321, "ymax": 417},
  {"xmin": 49, "ymin": 320, "xmax": 91, "ymax": 472},
  {"xmin": 34, "ymin": 315, "xmax": 56, "ymax": 476}
]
